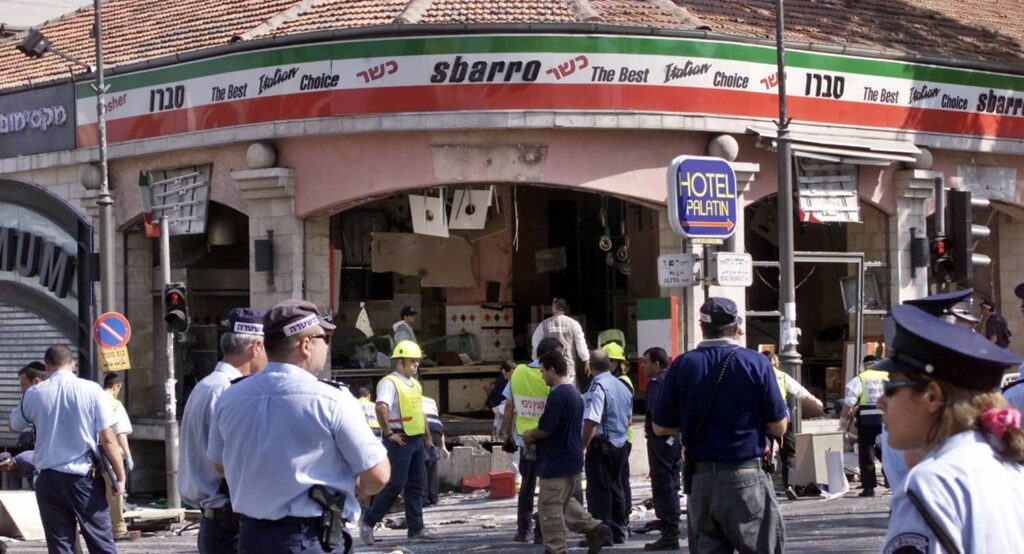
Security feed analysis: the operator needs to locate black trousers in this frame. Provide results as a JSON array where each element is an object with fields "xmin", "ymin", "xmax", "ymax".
[
  {"xmin": 517, "ymin": 453, "xmax": 538, "ymax": 535},
  {"xmin": 620, "ymin": 442, "xmax": 632, "ymax": 524},
  {"xmin": 35, "ymin": 469, "xmax": 115, "ymax": 554},
  {"xmin": 585, "ymin": 441, "xmax": 628, "ymax": 541},
  {"xmin": 778, "ymin": 424, "xmax": 797, "ymax": 488},
  {"xmin": 857, "ymin": 424, "xmax": 883, "ymax": 490},
  {"xmin": 646, "ymin": 434, "xmax": 681, "ymax": 526}
]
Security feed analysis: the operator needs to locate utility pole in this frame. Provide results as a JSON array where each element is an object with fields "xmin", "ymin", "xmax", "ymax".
[
  {"xmin": 159, "ymin": 216, "xmax": 180, "ymax": 509},
  {"xmin": 775, "ymin": 0, "xmax": 802, "ymax": 432},
  {"xmin": 93, "ymin": 0, "xmax": 115, "ymax": 316}
]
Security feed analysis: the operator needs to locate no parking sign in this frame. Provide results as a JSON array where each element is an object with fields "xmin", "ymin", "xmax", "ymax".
[{"xmin": 93, "ymin": 312, "xmax": 132, "ymax": 372}]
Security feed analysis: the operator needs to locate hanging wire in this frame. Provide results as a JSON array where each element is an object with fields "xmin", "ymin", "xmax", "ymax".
[{"xmin": 512, "ymin": 186, "xmax": 520, "ymax": 252}]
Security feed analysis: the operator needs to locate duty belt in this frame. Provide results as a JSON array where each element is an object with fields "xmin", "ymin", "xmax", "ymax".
[
  {"xmin": 692, "ymin": 459, "xmax": 761, "ymax": 473},
  {"xmin": 240, "ymin": 515, "xmax": 320, "ymax": 527}
]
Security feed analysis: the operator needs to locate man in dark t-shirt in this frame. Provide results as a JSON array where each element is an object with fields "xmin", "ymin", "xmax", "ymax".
[
  {"xmin": 981, "ymin": 299, "xmax": 1011, "ymax": 348},
  {"xmin": 525, "ymin": 352, "xmax": 610, "ymax": 554}
]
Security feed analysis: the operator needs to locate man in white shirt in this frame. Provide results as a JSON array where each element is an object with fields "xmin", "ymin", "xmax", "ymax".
[
  {"xmin": 102, "ymin": 372, "xmax": 134, "ymax": 540},
  {"xmin": 530, "ymin": 298, "xmax": 589, "ymax": 384}
]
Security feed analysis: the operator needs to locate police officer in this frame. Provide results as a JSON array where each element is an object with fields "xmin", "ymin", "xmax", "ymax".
[
  {"xmin": 360, "ymin": 340, "xmax": 438, "ymax": 545},
  {"xmin": 500, "ymin": 337, "xmax": 563, "ymax": 543},
  {"xmin": 602, "ymin": 342, "xmax": 634, "ymax": 529},
  {"xmin": 582, "ymin": 348, "xmax": 633, "ymax": 545},
  {"xmin": 207, "ymin": 300, "xmax": 390, "ymax": 554},
  {"xmin": 422, "ymin": 396, "xmax": 448, "ymax": 506},
  {"xmin": 653, "ymin": 297, "xmax": 788, "ymax": 554},
  {"xmin": 840, "ymin": 353, "xmax": 889, "ymax": 496},
  {"xmin": 763, "ymin": 351, "xmax": 823, "ymax": 500},
  {"xmin": 641, "ymin": 347, "xmax": 681, "ymax": 551},
  {"xmin": 877, "ymin": 304, "xmax": 1024, "ymax": 553},
  {"xmin": 10, "ymin": 345, "xmax": 126, "ymax": 553},
  {"xmin": 179, "ymin": 308, "xmax": 268, "ymax": 553},
  {"xmin": 356, "ymin": 386, "xmax": 382, "ymax": 438}
]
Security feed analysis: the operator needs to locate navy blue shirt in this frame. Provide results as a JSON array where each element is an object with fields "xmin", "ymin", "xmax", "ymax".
[
  {"xmin": 644, "ymin": 370, "xmax": 667, "ymax": 437},
  {"xmin": 653, "ymin": 340, "xmax": 788, "ymax": 462},
  {"xmin": 536, "ymin": 382, "xmax": 585, "ymax": 478}
]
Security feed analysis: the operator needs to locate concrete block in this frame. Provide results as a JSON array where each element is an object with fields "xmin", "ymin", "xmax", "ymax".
[{"xmin": 472, "ymin": 453, "xmax": 491, "ymax": 477}]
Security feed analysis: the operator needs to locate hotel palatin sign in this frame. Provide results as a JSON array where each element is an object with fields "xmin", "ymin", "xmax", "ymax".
[{"xmin": 74, "ymin": 34, "xmax": 1024, "ymax": 146}]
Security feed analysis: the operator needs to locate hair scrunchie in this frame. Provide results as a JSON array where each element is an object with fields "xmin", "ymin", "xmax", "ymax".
[{"xmin": 979, "ymin": 408, "xmax": 1022, "ymax": 439}]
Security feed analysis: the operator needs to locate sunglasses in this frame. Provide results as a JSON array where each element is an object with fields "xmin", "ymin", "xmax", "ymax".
[
  {"xmin": 883, "ymin": 379, "xmax": 924, "ymax": 397},
  {"xmin": 307, "ymin": 333, "xmax": 331, "ymax": 345}
]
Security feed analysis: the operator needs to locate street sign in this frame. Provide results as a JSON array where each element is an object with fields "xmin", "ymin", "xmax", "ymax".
[
  {"xmin": 666, "ymin": 156, "xmax": 738, "ymax": 240},
  {"xmin": 93, "ymin": 312, "xmax": 132, "ymax": 349},
  {"xmin": 99, "ymin": 347, "xmax": 131, "ymax": 372},
  {"xmin": 710, "ymin": 252, "xmax": 753, "ymax": 287},
  {"xmin": 657, "ymin": 254, "xmax": 698, "ymax": 287}
]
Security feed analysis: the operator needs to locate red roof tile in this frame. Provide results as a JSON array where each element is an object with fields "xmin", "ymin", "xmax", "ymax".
[{"xmin": 0, "ymin": 0, "xmax": 1021, "ymax": 92}]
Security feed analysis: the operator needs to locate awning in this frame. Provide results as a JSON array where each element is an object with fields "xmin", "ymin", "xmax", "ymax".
[{"xmin": 748, "ymin": 125, "xmax": 921, "ymax": 166}]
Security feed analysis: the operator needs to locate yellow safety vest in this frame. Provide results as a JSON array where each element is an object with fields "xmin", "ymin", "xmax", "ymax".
[
  {"xmin": 510, "ymin": 363, "xmax": 550, "ymax": 435},
  {"xmin": 384, "ymin": 374, "xmax": 426, "ymax": 436},
  {"xmin": 858, "ymin": 369, "xmax": 889, "ymax": 406},
  {"xmin": 618, "ymin": 374, "xmax": 635, "ymax": 444},
  {"xmin": 773, "ymin": 368, "xmax": 788, "ymax": 401},
  {"xmin": 358, "ymin": 397, "xmax": 380, "ymax": 430},
  {"xmin": 108, "ymin": 392, "xmax": 122, "ymax": 412}
]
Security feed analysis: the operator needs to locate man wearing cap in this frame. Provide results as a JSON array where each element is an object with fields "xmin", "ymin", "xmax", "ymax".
[
  {"xmin": 360, "ymin": 340, "xmax": 438, "ymax": 545},
  {"xmin": 840, "ymin": 354, "xmax": 889, "ymax": 497},
  {"xmin": 980, "ymin": 298, "xmax": 1012, "ymax": 348},
  {"xmin": 179, "ymin": 308, "xmax": 268, "ymax": 553},
  {"xmin": 601, "ymin": 342, "xmax": 634, "ymax": 528},
  {"xmin": 653, "ymin": 297, "xmax": 787, "ymax": 554},
  {"xmin": 393, "ymin": 306, "xmax": 418, "ymax": 345},
  {"xmin": 208, "ymin": 300, "xmax": 390, "ymax": 553},
  {"xmin": 531, "ymin": 298, "xmax": 590, "ymax": 385}
]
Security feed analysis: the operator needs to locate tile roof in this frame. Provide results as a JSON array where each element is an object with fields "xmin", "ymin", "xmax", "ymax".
[{"xmin": 0, "ymin": 0, "xmax": 1022, "ymax": 92}]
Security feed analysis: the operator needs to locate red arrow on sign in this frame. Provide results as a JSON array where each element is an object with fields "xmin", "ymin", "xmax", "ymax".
[{"xmin": 684, "ymin": 220, "xmax": 735, "ymax": 232}]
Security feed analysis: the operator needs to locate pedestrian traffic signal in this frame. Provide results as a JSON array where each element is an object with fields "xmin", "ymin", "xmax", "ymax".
[
  {"xmin": 947, "ymin": 189, "xmax": 991, "ymax": 284},
  {"xmin": 930, "ymin": 236, "xmax": 954, "ymax": 281},
  {"xmin": 163, "ymin": 283, "xmax": 189, "ymax": 333}
]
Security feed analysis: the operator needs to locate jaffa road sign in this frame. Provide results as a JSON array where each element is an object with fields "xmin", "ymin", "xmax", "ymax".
[
  {"xmin": 93, "ymin": 312, "xmax": 132, "ymax": 349},
  {"xmin": 666, "ymin": 155, "xmax": 738, "ymax": 240}
]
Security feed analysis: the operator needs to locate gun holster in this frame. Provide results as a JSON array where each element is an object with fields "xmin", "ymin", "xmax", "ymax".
[{"xmin": 308, "ymin": 485, "xmax": 352, "ymax": 553}]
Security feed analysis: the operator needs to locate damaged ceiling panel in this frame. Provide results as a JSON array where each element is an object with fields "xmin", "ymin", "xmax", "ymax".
[{"xmin": 371, "ymin": 232, "xmax": 476, "ymax": 288}]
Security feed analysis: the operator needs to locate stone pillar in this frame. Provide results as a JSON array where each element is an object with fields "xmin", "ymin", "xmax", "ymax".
[
  {"xmin": 659, "ymin": 161, "xmax": 759, "ymax": 351},
  {"xmin": 889, "ymin": 170, "xmax": 939, "ymax": 304},
  {"xmin": 231, "ymin": 168, "xmax": 306, "ymax": 308}
]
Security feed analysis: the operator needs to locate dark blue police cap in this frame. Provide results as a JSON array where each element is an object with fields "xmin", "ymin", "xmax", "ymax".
[
  {"xmin": 1015, "ymin": 282, "xmax": 1024, "ymax": 300},
  {"xmin": 904, "ymin": 289, "xmax": 973, "ymax": 317},
  {"xmin": 872, "ymin": 304, "xmax": 1022, "ymax": 390},
  {"xmin": 227, "ymin": 308, "xmax": 266, "ymax": 336},
  {"xmin": 700, "ymin": 297, "xmax": 738, "ymax": 325}
]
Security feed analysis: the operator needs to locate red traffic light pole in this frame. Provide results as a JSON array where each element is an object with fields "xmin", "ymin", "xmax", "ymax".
[{"xmin": 159, "ymin": 216, "xmax": 181, "ymax": 509}]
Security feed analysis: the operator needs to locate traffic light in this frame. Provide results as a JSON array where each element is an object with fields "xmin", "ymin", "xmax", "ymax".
[
  {"xmin": 930, "ymin": 236, "xmax": 954, "ymax": 281},
  {"xmin": 947, "ymin": 189, "xmax": 991, "ymax": 284},
  {"xmin": 163, "ymin": 282, "xmax": 189, "ymax": 333}
]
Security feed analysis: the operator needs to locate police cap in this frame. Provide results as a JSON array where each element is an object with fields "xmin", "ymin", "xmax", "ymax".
[
  {"xmin": 904, "ymin": 289, "xmax": 974, "ymax": 318},
  {"xmin": 227, "ymin": 307, "xmax": 266, "ymax": 336},
  {"xmin": 400, "ymin": 305, "xmax": 418, "ymax": 317},
  {"xmin": 700, "ymin": 297, "xmax": 738, "ymax": 325},
  {"xmin": 264, "ymin": 299, "xmax": 336, "ymax": 339},
  {"xmin": 872, "ymin": 304, "xmax": 1022, "ymax": 390}
]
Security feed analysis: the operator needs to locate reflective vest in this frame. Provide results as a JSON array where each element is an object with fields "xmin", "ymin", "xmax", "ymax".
[
  {"xmin": 108, "ymin": 392, "xmax": 122, "ymax": 412},
  {"xmin": 384, "ymin": 374, "xmax": 426, "ymax": 436},
  {"xmin": 618, "ymin": 374, "xmax": 635, "ymax": 444},
  {"xmin": 857, "ymin": 369, "xmax": 889, "ymax": 424},
  {"xmin": 773, "ymin": 369, "xmax": 788, "ymax": 401},
  {"xmin": 358, "ymin": 397, "xmax": 380, "ymax": 434},
  {"xmin": 510, "ymin": 363, "xmax": 550, "ymax": 436}
]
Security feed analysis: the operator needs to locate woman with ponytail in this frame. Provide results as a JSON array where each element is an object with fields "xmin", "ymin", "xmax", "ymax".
[{"xmin": 875, "ymin": 304, "xmax": 1024, "ymax": 554}]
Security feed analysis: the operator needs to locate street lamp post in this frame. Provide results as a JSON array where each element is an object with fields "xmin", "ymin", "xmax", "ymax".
[
  {"xmin": 775, "ymin": 0, "xmax": 802, "ymax": 432},
  {"xmin": 93, "ymin": 0, "xmax": 115, "ymax": 316}
]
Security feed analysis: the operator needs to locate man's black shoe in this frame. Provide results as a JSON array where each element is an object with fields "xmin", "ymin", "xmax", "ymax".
[
  {"xmin": 785, "ymin": 486, "xmax": 798, "ymax": 500},
  {"xmin": 858, "ymin": 488, "xmax": 875, "ymax": 497},
  {"xmin": 513, "ymin": 532, "xmax": 532, "ymax": 543},
  {"xmin": 585, "ymin": 523, "xmax": 612, "ymax": 554},
  {"xmin": 644, "ymin": 534, "xmax": 680, "ymax": 551}
]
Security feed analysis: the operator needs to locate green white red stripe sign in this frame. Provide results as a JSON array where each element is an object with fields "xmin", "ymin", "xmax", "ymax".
[{"xmin": 75, "ymin": 33, "xmax": 1024, "ymax": 145}]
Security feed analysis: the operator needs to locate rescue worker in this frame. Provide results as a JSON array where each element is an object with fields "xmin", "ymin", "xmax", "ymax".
[
  {"xmin": 102, "ymin": 372, "xmax": 134, "ymax": 541},
  {"xmin": 582, "ymin": 349, "xmax": 633, "ymax": 545},
  {"xmin": 653, "ymin": 297, "xmax": 788, "ymax": 554},
  {"xmin": 877, "ymin": 304, "xmax": 1024, "ymax": 553},
  {"xmin": 602, "ymin": 342, "xmax": 634, "ymax": 529},
  {"xmin": 501, "ymin": 337, "xmax": 563, "ymax": 543},
  {"xmin": 841, "ymin": 354, "xmax": 889, "ymax": 496},
  {"xmin": 764, "ymin": 351, "xmax": 824, "ymax": 500},
  {"xmin": 10, "ymin": 345, "xmax": 125, "ymax": 553},
  {"xmin": 357, "ymin": 386, "xmax": 381, "ymax": 438},
  {"xmin": 360, "ymin": 340, "xmax": 438, "ymax": 545},
  {"xmin": 208, "ymin": 300, "xmax": 390, "ymax": 554},
  {"xmin": 531, "ymin": 298, "xmax": 590, "ymax": 384},
  {"xmin": 423, "ymin": 396, "xmax": 449, "ymax": 507},
  {"xmin": 640, "ymin": 347, "xmax": 681, "ymax": 551},
  {"xmin": 179, "ymin": 308, "xmax": 268, "ymax": 553},
  {"xmin": 393, "ymin": 306, "xmax": 418, "ymax": 344}
]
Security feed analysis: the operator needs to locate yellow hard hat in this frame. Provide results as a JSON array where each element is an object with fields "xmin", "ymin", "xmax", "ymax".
[
  {"xmin": 392, "ymin": 340, "xmax": 423, "ymax": 359},
  {"xmin": 602, "ymin": 342, "xmax": 626, "ymax": 361}
]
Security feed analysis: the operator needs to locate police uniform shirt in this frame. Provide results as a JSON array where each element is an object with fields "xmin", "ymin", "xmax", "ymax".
[
  {"xmin": 376, "ymin": 371, "xmax": 416, "ymax": 434},
  {"xmin": 880, "ymin": 427, "xmax": 910, "ymax": 497},
  {"xmin": 10, "ymin": 369, "xmax": 116, "ymax": 475},
  {"xmin": 1003, "ymin": 381, "xmax": 1024, "ymax": 412},
  {"xmin": 501, "ymin": 360, "xmax": 540, "ymax": 447},
  {"xmin": 178, "ymin": 361, "xmax": 241, "ymax": 509},
  {"xmin": 644, "ymin": 371, "xmax": 668, "ymax": 437},
  {"xmin": 207, "ymin": 362, "xmax": 387, "ymax": 522},
  {"xmin": 583, "ymin": 371, "xmax": 632, "ymax": 448},
  {"xmin": 883, "ymin": 431, "xmax": 1024, "ymax": 554},
  {"xmin": 653, "ymin": 338, "xmax": 788, "ymax": 462}
]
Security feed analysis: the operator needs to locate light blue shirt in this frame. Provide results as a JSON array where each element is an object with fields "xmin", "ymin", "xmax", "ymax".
[
  {"xmin": 1003, "ymin": 381, "xmax": 1024, "ymax": 412},
  {"xmin": 583, "ymin": 371, "xmax": 632, "ymax": 448},
  {"xmin": 178, "ymin": 362, "xmax": 240, "ymax": 509},
  {"xmin": 880, "ymin": 427, "xmax": 910, "ymax": 497},
  {"xmin": 207, "ymin": 362, "xmax": 387, "ymax": 521},
  {"xmin": 883, "ymin": 431, "xmax": 1024, "ymax": 554},
  {"xmin": 9, "ymin": 369, "xmax": 116, "ymax": 476}
]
